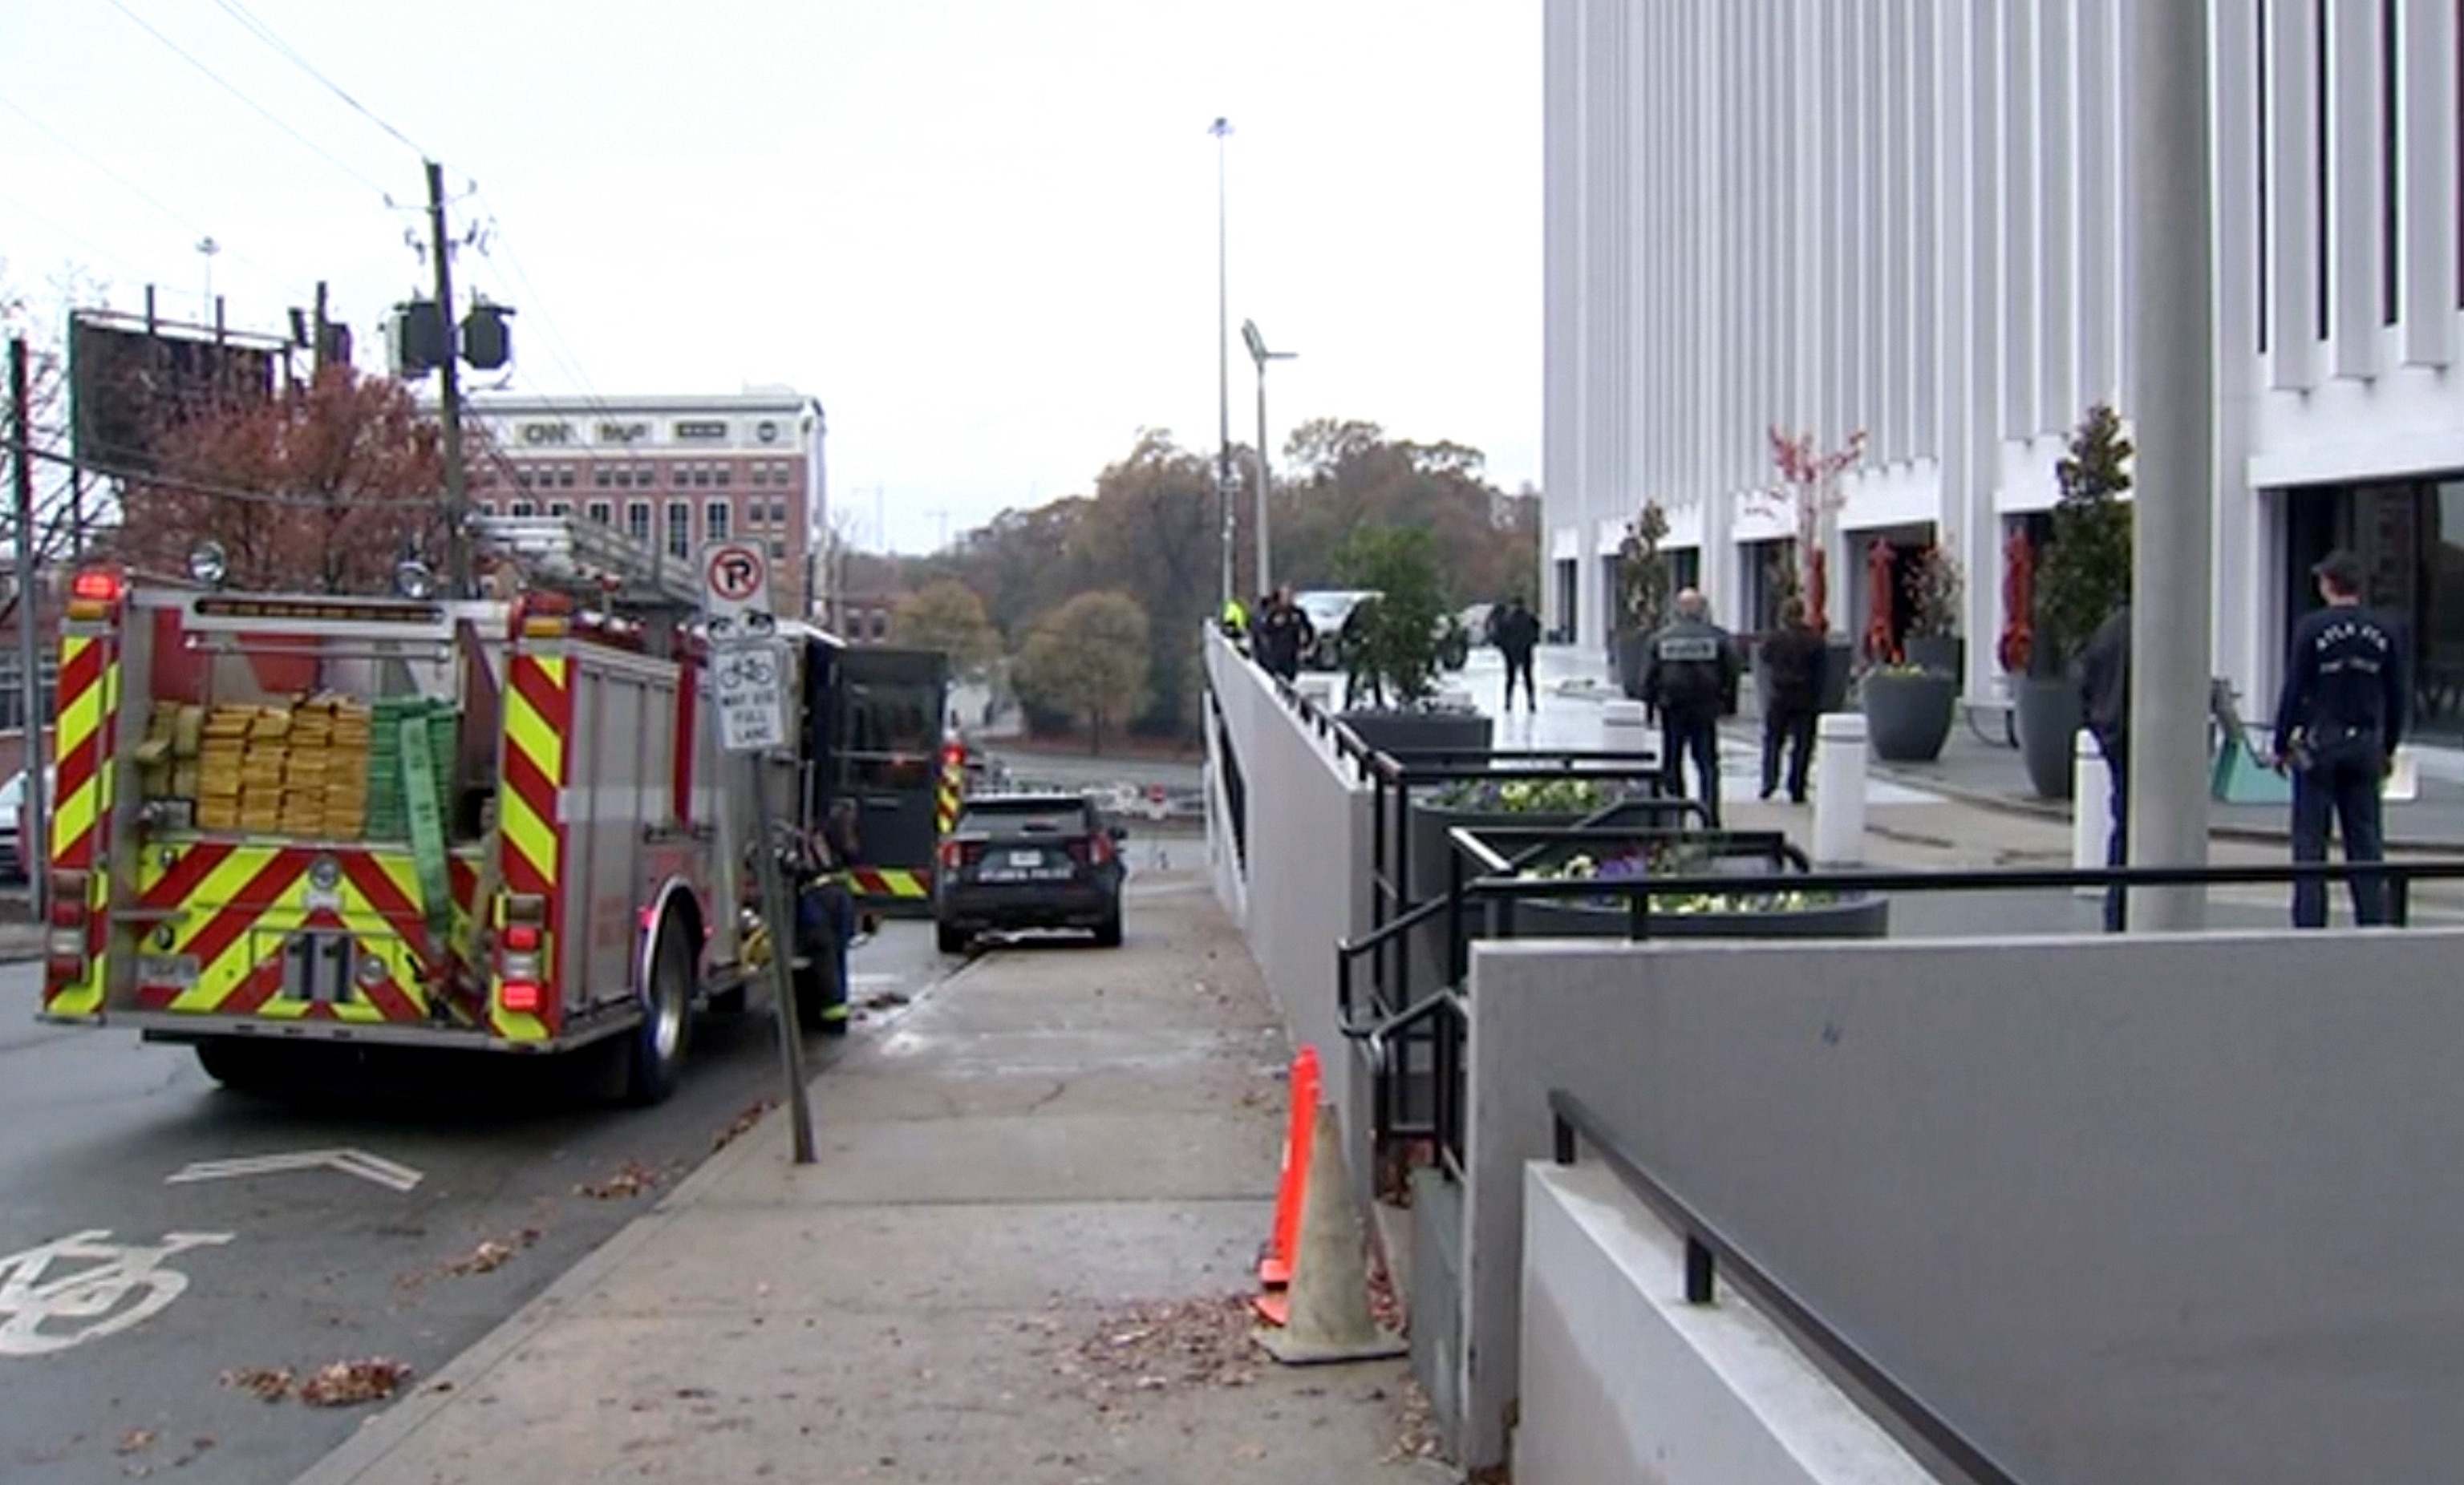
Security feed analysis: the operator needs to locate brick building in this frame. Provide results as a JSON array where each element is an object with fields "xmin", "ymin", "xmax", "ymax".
[{"xmin": 464, "ymin": 391, "xmax": 827, "ymax": 615}]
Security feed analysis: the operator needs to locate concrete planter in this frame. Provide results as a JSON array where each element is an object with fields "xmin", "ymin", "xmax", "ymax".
[
  {"xmin": 1502, "ymin": 889, "xmax": 1891, "ymax": 941},
  {"xmin": 1861, "ymin": 670, "xmax": 1956, "ymax": 763},
  {"xmin": 2014, "ymin": 674, "xmax": 2080, "ymax": 799},
  {"xmin": 1903, "ymin": 633, "xmax": 1964, "ymax": 678},
  {"xmin": 1612, "ymin": 631, "xmax": 1650, "ymax": 700},
  {"xmin": 1339, "ymin": 709, "xmax": 1494, "ymax": 759}
]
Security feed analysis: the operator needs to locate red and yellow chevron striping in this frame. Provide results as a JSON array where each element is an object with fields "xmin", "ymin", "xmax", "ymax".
[
  {"xmin": 128, "ymin": 843, "xmax": 439, "ymax": 1025},
  {"xmin": 43, "ymin": 631, "xmax": 119, "ymax": 1018},
  {"xmin": 849, "ymin": 868, "xmax": 930, "ymax": 900},
  {"xmin": 493, "ymin": 649, "xmax": 571, "ymax": 1042}
]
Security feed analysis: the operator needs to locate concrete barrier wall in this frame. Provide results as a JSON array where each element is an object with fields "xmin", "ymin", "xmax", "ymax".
[
  {"xmin": 1202, "ymin": 633, "xmax": 1376, "ymax": 1155},
  {"xmin": 1463, "ymin": 928, "xmax": 2464, "ymax": 1479},
  {"xmin": 1518, "ymin": 1162, "xmax": 1934, "ymax": 1485}
]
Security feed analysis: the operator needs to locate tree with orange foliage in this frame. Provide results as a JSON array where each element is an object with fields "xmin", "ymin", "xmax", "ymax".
[{"xmin": 114, "ymin": 366, "xmax": 451, "ymax": 594}]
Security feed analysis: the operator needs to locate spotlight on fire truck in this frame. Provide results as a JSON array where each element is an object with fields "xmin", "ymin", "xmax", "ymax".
[
  {"xmin": 187, "ymin": 541, "xmax": 229, "ymax": 589},
  {"xmin": 394, "ymin": 557, "xmax": 440, "ymax": 600}
]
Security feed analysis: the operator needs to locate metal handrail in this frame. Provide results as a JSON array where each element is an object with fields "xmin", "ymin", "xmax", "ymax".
[{"xmin": 1549, "ymin": 1089, "xmax": 2031, "ymax": 1485}]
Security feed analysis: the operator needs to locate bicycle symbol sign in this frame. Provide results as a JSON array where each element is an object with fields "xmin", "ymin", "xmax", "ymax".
[
  {"xmin": 0, "ymin": 1228, "xmax": 233, "ymax": 1358},
  {"xmin": 711, "ymin": 637, "xmax": 787, "ymax": 754},
  {"xmin": 702, "ymin": 541, "xmax": 771, "ymax": 620}
]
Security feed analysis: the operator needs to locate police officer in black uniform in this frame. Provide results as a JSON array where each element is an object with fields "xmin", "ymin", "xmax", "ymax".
[
  {"xmin": 2270, "ymin": 549, "xmax": 2408, "ymax": 929},
  {"xmin": 1642, "ymin": 588, "xmax": 1741, "ymax": 826}
]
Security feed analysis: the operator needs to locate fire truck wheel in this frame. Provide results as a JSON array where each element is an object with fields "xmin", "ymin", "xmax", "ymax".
[
  {"xmin": 194, "ymin": 1038, "xmax": 278, "ymax": 1095},
  {"xmin": 623, "ymin": 925, "xmax": 695, "ymax": 1107}
]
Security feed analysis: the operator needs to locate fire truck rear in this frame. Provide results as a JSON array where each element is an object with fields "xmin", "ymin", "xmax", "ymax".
[{"xmin": 37, "ymin": 519, "xmax": 768, "ymax": 1103}]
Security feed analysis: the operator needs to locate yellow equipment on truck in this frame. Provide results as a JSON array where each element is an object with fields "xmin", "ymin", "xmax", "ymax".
[{"xmin": 36, "ymin": 516, "xmax": 804, "ymax": 1103}]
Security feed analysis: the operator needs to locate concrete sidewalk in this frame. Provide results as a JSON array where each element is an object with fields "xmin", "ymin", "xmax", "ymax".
[{"xmin": 293, "ymin": 876, "xmax": 1437, "ymax": 1485}]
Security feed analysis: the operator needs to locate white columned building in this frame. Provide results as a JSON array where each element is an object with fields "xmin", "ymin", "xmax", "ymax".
[{"xmin": 1545, "ymin": 0, "xmax": 2464, "ymax": 751}]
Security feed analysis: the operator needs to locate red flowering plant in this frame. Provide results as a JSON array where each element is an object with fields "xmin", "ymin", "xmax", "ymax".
[{"xmin": 1749, "ymin": 427, "xmax": 1867, "ymax": 635}]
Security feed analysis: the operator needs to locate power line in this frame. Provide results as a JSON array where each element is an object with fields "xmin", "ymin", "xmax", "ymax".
[
  {"xmin": 101, "ymin": 0, "xmax": 393, "ymax": 198},
  {"xmin": 201, "ymin": 0, "xmax": 428, "ymax": 159},
  {"xmin": 0, "ymin": 94, "xmax": 294, "ymax": 297},
  {"xmin": 0, "ymin": 185, "xmax": 157, "ymax": 282}
]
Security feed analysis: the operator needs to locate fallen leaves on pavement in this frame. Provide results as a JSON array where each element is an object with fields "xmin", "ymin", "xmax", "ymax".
[
  {"xmin": 1064, "ymin": 1293, "xmax": 1260, "ymax": 1403},
  {"xmin": 439, "ymin": 1228, "xmax": 542, "ymax": 1277},
  {"xmin": 1382, "ymin": 1378, "xmax": 1445, "ymax": 1464},
  {"xmin": 712, "ymin": 1099, "xmax": 776, "ymax": 1153},
  {"xmin": 219, "ymin": 1366, "xmax": 295, "ymax": 1402},
  {"xmin": 114, "ymin": 1428, "xmax": 155, "ymax": 1455},
  {"xmin": 297, "ymin": 1358, "xmax": 416, "ymax": 1407},
  {"xmin": 574, "ymin": 1160, "xmax": 671, "ymax": 1200}
]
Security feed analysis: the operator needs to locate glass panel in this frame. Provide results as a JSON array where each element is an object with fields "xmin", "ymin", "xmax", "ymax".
[{"xmin": 2420, "ymin": 484, "xmax": 2464, "ymax": 738}]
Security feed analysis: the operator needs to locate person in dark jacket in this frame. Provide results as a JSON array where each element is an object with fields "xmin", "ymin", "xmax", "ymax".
[
  {"xmin": 2078, "ymin": 604, "xmax": 2131, "ymax": 933},
  {"xmin": 1757, "ymin": 596, "xmax": 1823, "ymax": 804},
  {"xmin": 1251, "ymin": 585, "xmax": 1315, "ymax": 683},
  {"xmin": 1643, "ymin": 589, "xmax": 1741, "ymax": 826},
  {"xmin": 1492, "ymin": 596, "xmax": 1542, "ymax": 712},
  {"xmin": 2271, "ymin": 549, "xmax": 2408, "ymax": 928}
]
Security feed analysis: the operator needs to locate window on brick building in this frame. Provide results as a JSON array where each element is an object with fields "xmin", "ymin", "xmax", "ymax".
[
  {"xmin": 511, "ymin": 500, "xmax": 537, "ymax": 517},
  {"xmin": 627, "ymin": 501, "xmax": 651, "ymax": 542},
  {"xmin": 549, "ymin": 501, "xmax": 571, "ymax": 517},
  {"xmin": 587, "ymin": 500, "xmax": 613, "ymax": 525},
  {"xmin": 715, "ymin": 464, "xmax": 731, "ymax": 487},
  {"xmin": 667, "ymin": 500, "xmax": 691, "ymax": 558},
  {"xmin": 707, "ymin": 500, "xmax": 731, "ymax": 540}
]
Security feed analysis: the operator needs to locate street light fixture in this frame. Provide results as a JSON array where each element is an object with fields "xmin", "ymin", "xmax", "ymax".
[
  {"xmin": 1210, "ymin": 117, "xmax": 1235, "ymax": 613},
  {"xmin": 1240, "ymin": 319, "xmax": 1295, "ymax": 598}
]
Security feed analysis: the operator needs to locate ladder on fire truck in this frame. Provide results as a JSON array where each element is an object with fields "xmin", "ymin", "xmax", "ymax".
[{"xmin": 469, "ymin": 514, "xmax": 703, "ymax": 613}]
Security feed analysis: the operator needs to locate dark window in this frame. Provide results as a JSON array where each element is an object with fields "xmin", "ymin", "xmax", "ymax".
[
  {"xmin": 586, "ymin": 500, "xmax": 613, "ymax": 525},
  {"xmin": 594, "ymin": 466, "xmax": 612, "ymax": 488},
  {"xmin": 511, "ymin": 500, "xmax": 537, "ymax": 517},
  {"xmin": 706, "ymin": 500, "xmax": 731, "ymax": 540},
  {"xmin": 715, "ymin": 464, "xmax": 732, "ymax": 487},
  {"xmin": 666, "ymin": 500, "xmax": 691, "ymax": 558},
  {"xmin": 626, "ymin": 500, "xmax": 651, "ymax": 541}
]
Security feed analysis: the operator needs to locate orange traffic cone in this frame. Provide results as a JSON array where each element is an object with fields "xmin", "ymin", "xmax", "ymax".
[
  {"xmin": 1252, "ymin": 1107, "xmax": 1405, "ymax": 1365},
  {"xmin": 1258, "ymin": 1046, "xmax": 1321, "ymax": 1290}
]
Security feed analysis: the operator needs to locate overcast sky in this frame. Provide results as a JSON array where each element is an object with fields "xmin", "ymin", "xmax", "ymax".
[{"xmin": 1, "ymin": 1, "xmax": 1538, "ymax": 554}]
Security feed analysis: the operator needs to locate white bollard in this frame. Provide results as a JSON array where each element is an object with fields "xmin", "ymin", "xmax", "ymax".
[
  {"xmin": 1600, "ymin": 698, "xmax": 1650, "ymax": 754},
  {"xmin": 1811, "ymin": 712, "xmax": 1866, "ymax": 865},
  {"xmin": 2072, "ymin": 729, "xmax": 2110, "ymax": 898}
]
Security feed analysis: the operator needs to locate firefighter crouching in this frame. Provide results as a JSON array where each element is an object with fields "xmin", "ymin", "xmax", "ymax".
[{"xmin": 796, "ymin": 799, "xmax": 862, "ymax": 1034}]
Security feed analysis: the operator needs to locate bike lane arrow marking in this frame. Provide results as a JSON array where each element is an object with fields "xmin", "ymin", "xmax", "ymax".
[{"xmin": 165, "ymin": 1148, "xmax": 424, "ymax": 1193}]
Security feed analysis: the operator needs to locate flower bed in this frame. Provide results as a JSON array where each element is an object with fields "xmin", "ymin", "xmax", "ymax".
[{"xmin": 1498, "ymin": 840, "xmax": 1889, "ymax": 941}]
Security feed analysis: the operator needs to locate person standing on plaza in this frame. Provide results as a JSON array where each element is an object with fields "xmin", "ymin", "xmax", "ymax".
[
  {"xmin": 2270, "ymin": 549, "xmax": 2408, "ymax": 928},
  {"xmin": 1643, "ymin": 589, "xmax": 1741, "ymax": 826},
  {"xmin": 1492, "ymin": 595, "xmax": 1542, "ymax": 713},
  {"xmin": 2078, "ymin": 603, "xmax": 2132, "ymax": 933},
  {"xmin": 1251, "ymin": 584, "xmax": 1315, "ymax": 684},
  {"xmin": 1757, "ymin": 596, "xmax": 1823, "ymax": 805}
]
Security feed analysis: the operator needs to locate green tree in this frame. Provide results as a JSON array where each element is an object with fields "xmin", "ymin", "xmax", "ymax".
[
  {"xmin": 1013, "ymin": 591, "xmax": 1153, "ymax": 754},
  {"xmin": 2036, "ymin": 403, "xmax": 2134, "ymax": 673},
  {"xmin": 891, "ymin": 578, "xmax": 1000, "ymax": 675},
  {"xmin": 1332, "ymin": 524, "xmax": 1452, "ymax": 708}
]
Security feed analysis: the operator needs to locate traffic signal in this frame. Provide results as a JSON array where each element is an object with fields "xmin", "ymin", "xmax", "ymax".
[
  {"xmin": 460, "ymin": 302, "xmax": 515, "ymax": 370},
  {"xmin": 387, "ymin": 300, "xmax": 448, "ymax": 377}
]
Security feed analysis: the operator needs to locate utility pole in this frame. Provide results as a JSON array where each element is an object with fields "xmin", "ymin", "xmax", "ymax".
[
  {"xmin": 2125, "ymin": 2, "xmax": 2214, "ymax": 930},
  {"xmin": 426, "ymin": 160, "xmax": 473, "ymax": 600},
  {"xmin": 1211, "ymin": 117, "xmax": 1234, "ymax": 611},
  {"xmin": 9, "ymin": 339, "xmax": 48, "ymax": 922}
]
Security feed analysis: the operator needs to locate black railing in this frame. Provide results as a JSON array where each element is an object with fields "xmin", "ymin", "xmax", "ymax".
[{"xmin": 1549, "ymin": 1088, "xmax": 2032, "ymax": 1485}]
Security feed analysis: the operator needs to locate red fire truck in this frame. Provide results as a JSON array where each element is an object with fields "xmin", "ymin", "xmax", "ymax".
[{"xmin": 34, "ymin": 517, "xmax": 946, "ymax": 1102}]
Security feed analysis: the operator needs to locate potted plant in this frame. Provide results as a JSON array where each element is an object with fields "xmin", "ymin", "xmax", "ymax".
[
  {"xmin": 1859, "ymin": 662, "xmax": 1957, "ymax": 763},
  {"xmin": 1330, "ymin": 524, "xmax": 1492, "ymax": 756},
  {"xmin": 1497, "ymin": 832, "xmax": 1891, "ymax": 941},
  {"xmin": 1612, "ymin": 502, "xmax": 1672, "ymax": 700},
  {"xmin": 2014, "ymin": 404, "xmax": 2134, "ymax": 799},
  {"xmin": 1756, "ymin": 428, "xmax": 1866, "ymax": 713},
  {"xmin": 1902, "ymin": 543, "xmax": 1964, "ymax": 678}
]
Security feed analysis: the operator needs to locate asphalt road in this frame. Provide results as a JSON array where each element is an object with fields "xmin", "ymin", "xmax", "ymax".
[{"xmin": 0, "ymin": 921, "xmax": 952, "ymax": 1485}]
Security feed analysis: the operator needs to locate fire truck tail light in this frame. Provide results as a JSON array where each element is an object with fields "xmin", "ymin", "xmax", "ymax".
[
  {"xmin": 499, "ymin": 980, "xmax": 544, "ymax": 1014},
  {"xmin": 47, "ymin": 876, "xmax": 87, "ymax": 929},
  {"xmin": 70, "ymin": 569, "xmax": 124, "ymax": 604},
  {"xmin": 501, "ymin": 923, "xmax": 542, "ymax": 953},
  {"xmin": 938, "ymin": 840, "xmax": 962, "ymax": 872}
]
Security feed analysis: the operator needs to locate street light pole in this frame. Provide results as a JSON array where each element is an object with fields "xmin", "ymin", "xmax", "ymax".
[
  {"xmin": 1242, "ymin": 319, "xmax": 1295, "ymax": 597},
  {"xmin": 1210, "ymin": 117, "xmax": 1234, "ymax": 610},
  {"xmin": 2125, "ymin": 0, "xmax": 2214, "ymax": 930}
]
